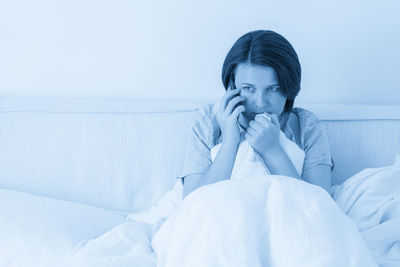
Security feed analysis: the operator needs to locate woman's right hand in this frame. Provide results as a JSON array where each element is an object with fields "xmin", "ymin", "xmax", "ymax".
[{"xmin": 215, "ymin": 87, "xmax": 245, "ymax": 146}]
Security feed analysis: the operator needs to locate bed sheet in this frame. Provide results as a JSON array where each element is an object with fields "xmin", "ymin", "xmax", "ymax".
[{"xmin": 57, "ymin": 156, "xmax": 400, "ymax": 267}]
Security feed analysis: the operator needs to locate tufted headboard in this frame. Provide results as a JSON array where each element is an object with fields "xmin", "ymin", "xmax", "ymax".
[
  {"xmin": 301, "ymin": 104, "xmax": 400, "ymax": 185},
  {"xmin": 0, "ymin": 98, "xmax": 399, "ymax": 212}
]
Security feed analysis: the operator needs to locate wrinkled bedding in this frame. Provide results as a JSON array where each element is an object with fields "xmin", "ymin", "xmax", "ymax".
[
  {"xmin": 152, "ymin": 174, "xmax": 376, "ymax": 267},
  {"xmin": 332, "ymin": 156, "xmax": 400, "ymax": 267},
  {"xmin": 56, "ymin": 148, "xmax": 400, "ymax": 267},
  {"xmin": 58, "ymin": 160, "xmax": 400, "ymax": 267},
  {"xmin": 56, "ymin": 220, "xmax": 156, "ymax": 267},
  {"xmin": 0, "ymin": 188, "xmax": 126, "ymax": 267}
]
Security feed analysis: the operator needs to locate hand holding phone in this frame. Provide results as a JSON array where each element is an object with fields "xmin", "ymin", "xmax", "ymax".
[{"xmin": 215, "ymin": 79, "xmax": 245, "ymax": 145}]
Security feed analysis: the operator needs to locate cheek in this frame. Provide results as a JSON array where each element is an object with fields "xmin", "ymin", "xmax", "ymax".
[
  {"xmin": 271, "ymin": 94, "xmax": 287, "ymax": 110},
  {"xmin": 241, "ymin": 93, "xmax": 285, "ymax": 110},
  {"xmin": 241, "ymin": 100, "xmax": 254, "ymax": 115},
  {"xmin": 238, "ymin": 94, "xmax": 250, "ymax": 109}
]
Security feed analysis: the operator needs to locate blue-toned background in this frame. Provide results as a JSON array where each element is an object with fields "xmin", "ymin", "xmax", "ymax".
[{"xmin": 0, "ymin": 0, "xmax": 399, "ymax": 104}]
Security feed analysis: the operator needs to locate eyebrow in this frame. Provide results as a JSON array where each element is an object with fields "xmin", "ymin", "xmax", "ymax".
[{"xmin": 240, "ymin": 83, "xmax": 279, "ymax": 89}]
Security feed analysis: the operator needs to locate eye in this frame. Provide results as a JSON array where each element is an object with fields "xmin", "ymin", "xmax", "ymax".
[
  {"xmin": 266, "ymin": 86, "xmax": 280, "ymax": 92},
  {"xmin": 242, "ymin": 86, "xmax": 254, "ymax": 92}
]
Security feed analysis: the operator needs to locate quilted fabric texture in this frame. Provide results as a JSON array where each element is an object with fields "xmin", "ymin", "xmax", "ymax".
[{"xmin": 0, "ymin": 98, "xmax": 399, "ymax": 212}]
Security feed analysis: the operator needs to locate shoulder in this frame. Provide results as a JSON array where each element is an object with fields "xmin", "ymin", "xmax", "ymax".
[
  {"xmin": 288, "ymin": 107, "xmax": 326, "ymax": 149},
  {"xmin": 191, "ymin": 103, "xmax": 220, "ymax": 148},
  {"xmin": 290, "ymin": 107, "xmax": 334, "ymax": 170},
  {"xmin": 291, "ymin": 107, "xmax": 322, "ymax": 126}
]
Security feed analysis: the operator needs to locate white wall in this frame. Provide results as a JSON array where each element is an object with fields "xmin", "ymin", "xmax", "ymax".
[{"xmin": 0, "ymin": 0, "xmax": 399, "ymax": 104}]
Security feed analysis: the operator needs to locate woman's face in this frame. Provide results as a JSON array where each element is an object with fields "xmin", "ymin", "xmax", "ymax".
[{"xmin": 233, "ymin": 63, "xmax": 287, "ymax": 129}]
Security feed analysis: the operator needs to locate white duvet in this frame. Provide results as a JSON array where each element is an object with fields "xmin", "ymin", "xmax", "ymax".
[
  {"xmin": 58, "ymin": 124, "xmax": 400, "ymax": 266},
  {"xmin": 332, "ymin": 156, "xmax": 400, "ymax": 267}
]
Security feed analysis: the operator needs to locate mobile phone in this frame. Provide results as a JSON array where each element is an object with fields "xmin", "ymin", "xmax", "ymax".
[{"xmin": 228, "ymin": 75, "xmax": 246, "ymax": 130}]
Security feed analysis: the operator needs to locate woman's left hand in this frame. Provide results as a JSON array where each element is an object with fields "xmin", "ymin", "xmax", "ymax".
[{"xmin": 245, "ymin": 113, "xmax": 281, "ymax": 156}]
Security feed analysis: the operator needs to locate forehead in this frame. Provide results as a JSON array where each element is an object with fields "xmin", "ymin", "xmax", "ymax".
[{"xmin": 234, "ymin": 63, "xmax": 278, "ymax": 85}]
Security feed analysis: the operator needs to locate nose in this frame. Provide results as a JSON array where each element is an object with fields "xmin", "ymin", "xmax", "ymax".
[{"xmin": 250, "ymin": 90, "xmax": 267, "ymax": 110}]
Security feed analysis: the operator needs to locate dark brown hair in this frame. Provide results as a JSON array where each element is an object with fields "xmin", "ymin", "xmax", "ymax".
[{"xmin": 221, "ymin": 30, "xmax": 301, "ymax": 113}]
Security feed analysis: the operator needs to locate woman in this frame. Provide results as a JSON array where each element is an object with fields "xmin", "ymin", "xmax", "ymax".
[
  {"xmin": 181, "ymin": 30, "xmax": 333, "ymax": 198},
  {"xmin": 151, "ymin": 30, "xmax": 376, "ymax": 267}
]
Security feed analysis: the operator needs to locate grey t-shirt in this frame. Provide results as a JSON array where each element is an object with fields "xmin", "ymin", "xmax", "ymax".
[{"xmin": 178, "ymin": 103, "xmax": 334, "ymax": 180}]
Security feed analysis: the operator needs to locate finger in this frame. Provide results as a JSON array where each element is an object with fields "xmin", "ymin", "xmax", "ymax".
[
  {"xmin": 246, "ymin": 126, "xmax": 257, "ymax": 136},
  {"xmin": 220, "ymin": 88, "xmax": 240, "ymax": 111},
  {"xmin": 225, "ymin": 96, "xmax": 244, "ymax": 114},
  {"xmin": 245, "ymin": 132, "xmax": 253, "ymax": 142},
  {"xmin": 254, "ymin": 114, "xmax": 270, "ymax": 125},
  {"xmin": 269, "ymin": 113, "xmax": 280, "ymax": 126},
  {"xmin": 220, "ymin": 87, "xmax": 240, "ymax": 106},
  {"xmin": 249, "ymin": 119, "xmax": 265, "ymax": 130},
  {"xmin": 263, "ymin": 112, "xmax": 278, "ymax": 124},
  {"xmin": 230, "ymin": 105, "xmax": 245, "ymax": 120}
]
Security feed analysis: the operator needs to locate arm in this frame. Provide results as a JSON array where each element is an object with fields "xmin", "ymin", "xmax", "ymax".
[
  {"xmin": 260, "ymin": 147, "xmax": 332, "ymax": 193},
  {"xmin": 183, "ymin": 87, "xmax": 245, "ymax": 199},
  {"xmin": 183, "ymin": 141, "xmax": 239, "ymax": 199},
  {"xmin": 302, "ymin": 165, "xmax": 332, "ymax": 194},
  {"xmin": 249, "ymin": 113, "xmax": 332, "ymax": 194},
  {"xmin": 260, "ymin": 146, "xmax": 302, "ymax": 180}
]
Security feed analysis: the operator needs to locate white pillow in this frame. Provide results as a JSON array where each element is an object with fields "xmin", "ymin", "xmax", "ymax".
[
  {"xmin": 332, "ymin": 155, "xmax": 400, "ymax": 266},
  {"xmin": 0, "ymin": 189, "xmax": 126, "ymax": 267}
]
